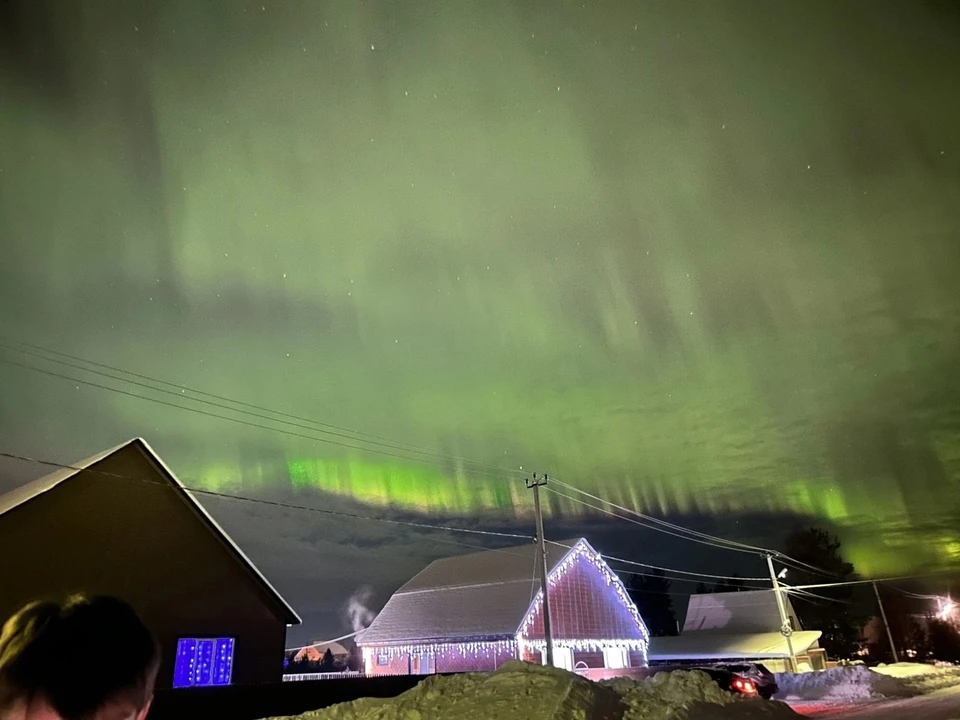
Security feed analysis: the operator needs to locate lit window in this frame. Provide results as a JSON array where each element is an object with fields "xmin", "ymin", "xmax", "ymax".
[
  {"xmin": 603, "ymin": 647, "xmax": 629, "ymax": 669},
  {"xmin": 411, "ymin": 653, "xmax": 435, "ymax": 675},
  {"xmin": 173, "ymin": 638, "xmax": 235, "ymax": 688},
  {"xmin": 547, "ymin": 647, "xmax": 573, "ymax": 671},
  {"xmin": 377, "ymin": 654, "xmax": 389, "ymax": 666}
]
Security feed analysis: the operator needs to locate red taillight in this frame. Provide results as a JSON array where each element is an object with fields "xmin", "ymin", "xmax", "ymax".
[{"xmin": 734, "ymin": 678, "xmax": 757, "ymax": 694}]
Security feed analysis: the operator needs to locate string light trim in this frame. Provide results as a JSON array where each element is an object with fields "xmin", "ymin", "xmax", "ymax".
[
  {"xmin": 518, "ymin": 638, "xmax": 648, "ymax": 652},
  {"xmin": 360, "ymin": 540, "xmax": 651, "ymax": 671},
  {"xmin": 362, "ymin": 640, "xmax": 517, "ymax": 663},
  {"xmin": 518, "ymin": 539, "xmax": 650, "ymax": 645}
]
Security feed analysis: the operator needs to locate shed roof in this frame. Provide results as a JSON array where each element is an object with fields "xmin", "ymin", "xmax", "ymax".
[
  {"xmin": 648, "ymin": 630, "xmax": 822, "ymax": 661},
  {"xmin": 0, "ymin": 438, "xmax": 301, "ymax": 626},
  {"xmin": 314, "ymin": 641, "xmax": 349, "ymax": 656},
  {"xmin": 359, "ymin": 538, "xmax": 586, "ymax": 645},
  {"xmin": 682, "ymin": 590, "xmax": 801, "ymax": 634},
  {"xmin": 294, "ymin": 641, "xmax": 350, "ymax": 661}
]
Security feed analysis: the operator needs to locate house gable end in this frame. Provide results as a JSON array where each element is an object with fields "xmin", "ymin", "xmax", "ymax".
[
  {"xmin": 0, "ymin": 439, "xmax": 299, "ymax": 626},
  {"xmin": 682, "ymin": 590, "xmax": 797, "ymax": 635},
  {"xmin": 518, "ymin": 540, "xmax": 649, "ymax": 643},
  {"xmin": 132, "ymin": 439, "xmax": 300, "ymax": 625}
]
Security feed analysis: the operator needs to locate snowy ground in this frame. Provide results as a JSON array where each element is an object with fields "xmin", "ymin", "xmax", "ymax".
[
  {"xmin": 872, "ymin": 662, "xmax": 960, "ymax": 691},
  {"xmin": 792, "ymin": 684, "xmax": 960, "ymax": 719},
  {"xmin": 261, "ymin": 662, "xmax": 960, "ymax": 720},
  {"xmin": 777, "ymin": 663, "xmax": 960, "ymax": 719},
  {"xmin": 267, "ymin": 661, "xmax": 801, "ymax": 720},
  {"xmin": 775, "ymin": 663, "xmax": 960, "ymax": 702}
]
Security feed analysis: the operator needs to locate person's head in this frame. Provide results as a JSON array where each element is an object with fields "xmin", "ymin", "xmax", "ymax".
[{"xmin": 0, "ymin": 595, "xmax": 159, "ymax": 720}]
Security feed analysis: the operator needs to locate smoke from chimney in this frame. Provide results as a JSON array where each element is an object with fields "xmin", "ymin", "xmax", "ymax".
[{"xmin": 346, "ymin": 586, "xmax": 377, "ymax": 633}]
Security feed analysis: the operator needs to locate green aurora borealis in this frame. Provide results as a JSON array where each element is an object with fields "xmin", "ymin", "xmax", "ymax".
[{"xmin": 2, "ymin": 0, "xmax": 960, "ymax": 594}]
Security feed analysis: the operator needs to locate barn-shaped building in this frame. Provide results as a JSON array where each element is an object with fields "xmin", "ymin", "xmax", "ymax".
[
  {"xmin": 0, "ymin": 438, "xmax": 300, "ymax": 688},
  {"xmin": 358, "ymin": 538, "xmax": 649, "ymax": 676}
]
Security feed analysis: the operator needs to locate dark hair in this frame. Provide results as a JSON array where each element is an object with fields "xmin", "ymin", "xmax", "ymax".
[{"xmin": 0, "ymin": 595, "xmax": 160, "ymax": 719}]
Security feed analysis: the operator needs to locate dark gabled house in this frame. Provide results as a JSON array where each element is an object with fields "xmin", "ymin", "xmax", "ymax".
[
  {"xmin": 358, "ymin": 538, "xmax": 649, "ymax": 677},
  {"xmin": 0, "ymin": 438, "xmax": 300, "ymax": 688}
]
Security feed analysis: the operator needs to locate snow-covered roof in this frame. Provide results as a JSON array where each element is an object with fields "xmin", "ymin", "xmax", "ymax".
[
  {"xmin": 648, "ymin": 630, "xmax": 822, "ymax": 661},
  {"xmin": 314, "ymin": 641, "xmax": 349, "ymax": 656},
  {"xmin": 0, "ymin": 438, "xmax": 301, "ymax": 626},
  {"xmin": 359, "ymin": 538, "xmax": 586, "ymax": 645},
  {"xmin": 294, "ymin": 641, "xmax": 350, "ymax": 661},
  {"xmin": 683, "ymin": 590, "xmax": 801, "ymax": 634},
  {"xmin": 0, "ymin": 443, "xmax": 124, "ymax": 517}
]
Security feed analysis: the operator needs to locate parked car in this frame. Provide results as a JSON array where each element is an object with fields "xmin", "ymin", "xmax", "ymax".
[
  {"xmin": 711, "ymin": 663, "xmax": 779, "ymax": 699},
  {"xmin": 649, "ymin": 665, "xmax": 761, "ymax": 698},
  {"xmin": 689, "ymin": 666, "xmax": 761, "ymax": 697}
]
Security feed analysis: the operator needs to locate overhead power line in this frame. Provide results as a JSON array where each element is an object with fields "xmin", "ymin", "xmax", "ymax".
[
  {"xmin": 0, "ymin": 347, "xmax": 786, "ymax": 569},
  {"xmin": 607, "ymin": 565, "xmax": 760, "ymax": 588},
  {"xmin": 596, "ymin": 552, "xmax": 768, "ymax": 583},
  {"xmin": 541, "ymin": 544, "xmax": 705, "ymax": 593},
  {"xmin": 546, "ymin": 540, "xmax": 766, "ymax": 585},
  {"xmin": 0, "ymin": 337, "xmax": 857, "ymax": 582},
  {"xmin": 2, "ymin": 448, "xmax": 773, "ymax": 593},
  {"xmin": 7, "ymin": 452, "xmax": 945, "ymax": 599},
  {"xmin": 0, "ymin": 341, "xmax": 524, "ymax": 480},
  {"xmin": 772, "ymin": 555, "xmax": 847, "ymax": 581},
  {"xmin": 548, "ymin": 478, "xmax": 769, "ymax": 555},
  {"xmin": 885, "ymin": 586, "xmax": 942, "ymax": 601},
  {"xmin": 0, "ymin": 337, "xmax": 516, "ymax": 470},
  {"xmin": 0, "ymin": 451, "xmax": 532, "ymax": 541},
  {"xmin": 545, "ymin": 485, "xmax": 768, "ymax": 557},
  {"xmin": 786, "ymin": 587, "xmax": 852, "ymax": 604},
  {"xmin": 417, "ymin": 534, "xmax": 534, "ymax": 558},
  {"xmin": 0, "ymin": 356, "xmax": 521, "ymax": 482},
  {"xmin": 548, "ymin": 477, "xmax": 843, "ymax": 580},
  {"xmin": 285, "ymin": 630, "xmax": 364, "ymax": 653},
  {"xmin": 785, "ymin": 573, "xmax": 960, "ymax": 592}
]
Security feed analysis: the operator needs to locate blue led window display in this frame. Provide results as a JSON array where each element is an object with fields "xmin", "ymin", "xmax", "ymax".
[{"xmin": 173, "ymin": 637, "xmax": 235, "ymax": 688}]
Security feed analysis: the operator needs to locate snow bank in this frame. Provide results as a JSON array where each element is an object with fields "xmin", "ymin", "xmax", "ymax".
[
  {"xmin": 604, "ymin": 670, "xmax": 798, "ymax": 720},
  {"xmin": 268, "ymin": 662, "xmax": 800, "ymax": 720},
  {"xmin": 872, "ymin": 662, "xmax": 960, "ymax": 693},
  {"xmin": 267, "ymin": 662, "xmax": 622, "ymax": 720},
  {"xmin": 605, "ymin": 670, "xmax": 737, "ymax": 720},
  {"xmin": 775, "ymin": 663, "xmax": 960, "ymax": 702},
  {"xmin": 873, "ymin": 662, "xmax": 952, "ymax": 678},
  {"xmin": 775, "ymin": 666, "xmax": 917, "ymax": 701}
]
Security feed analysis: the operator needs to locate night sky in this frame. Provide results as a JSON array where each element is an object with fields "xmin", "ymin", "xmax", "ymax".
[{"xmin": 1, "ymin": 0, "xmax": 959, "ymax": 644}]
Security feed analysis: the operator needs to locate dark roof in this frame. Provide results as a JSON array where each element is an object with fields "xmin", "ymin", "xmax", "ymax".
[
  {"xmin": 359, "ymin": 538, "xmax": 588, "ymax": 645},
  {"xmin": 0, "ymin": 438, "xmax": 301, "ymax": 626}
]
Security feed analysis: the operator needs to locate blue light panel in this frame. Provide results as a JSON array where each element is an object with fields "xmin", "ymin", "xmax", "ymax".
[{"xmin": 173, "ymin": 637, "xmax": 235, "ymax": 688}]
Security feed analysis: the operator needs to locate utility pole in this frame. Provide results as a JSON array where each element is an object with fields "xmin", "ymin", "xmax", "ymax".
[
  {"xmin": 766, "ymin": 554, "xmax": 797, "ymax": 673},
  {"xmin": 873, "ymin": 581, "xmax": 900, "ymax": 663},
  {"xmin": 527, "ymin": 473, "xmax": 554, "ymax": 667}
]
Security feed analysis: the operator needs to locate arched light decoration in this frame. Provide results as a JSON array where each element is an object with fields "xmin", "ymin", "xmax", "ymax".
[{"xmin": 516, "ymin": 539, "xmax": 650, "ymax": 664}]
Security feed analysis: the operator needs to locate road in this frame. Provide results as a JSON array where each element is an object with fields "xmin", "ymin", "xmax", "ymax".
[{"xmin": 792, "ymin": 685, "xmax": 960, "ymax": 720}]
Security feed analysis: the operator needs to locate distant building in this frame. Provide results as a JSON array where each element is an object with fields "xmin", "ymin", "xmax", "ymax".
[
  {"xmin": 648, "ymin": 589, "xmax": 825, "ymax": 672},
  {"xmin": 0, "ymin": 438, "xmax": 300, "ymax": 689},
  {"xmin": 358, "ymin": 538, "xmax": 649, "ymax": 677},
  {"xmin": 292, "ymin": 641, "xmax": 350, "ymax": 664}
]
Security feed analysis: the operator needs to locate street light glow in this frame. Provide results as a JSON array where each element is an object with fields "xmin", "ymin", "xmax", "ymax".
[{"xmin": 936, "ymin": 597, "xmax": 956, "ymax": 621}]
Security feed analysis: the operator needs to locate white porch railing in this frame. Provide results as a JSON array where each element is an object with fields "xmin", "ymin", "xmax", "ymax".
[{"xmin": 283, "ymin": 671, "xmax": 366, "ymax": 682}]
